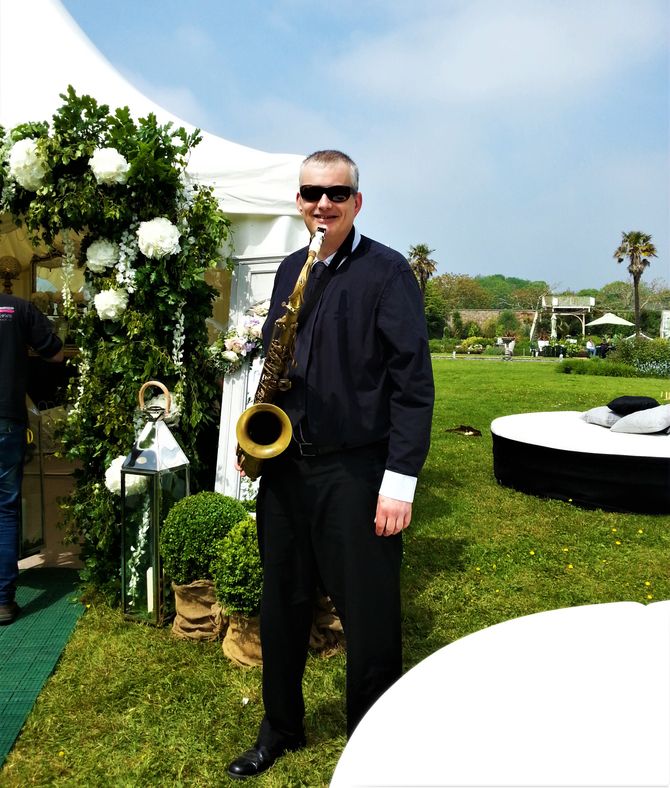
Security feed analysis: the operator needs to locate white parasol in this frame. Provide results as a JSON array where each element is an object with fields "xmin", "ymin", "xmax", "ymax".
[{"xmin": 585, "ymin": 312, "xmax": 634, "ymax": 327}]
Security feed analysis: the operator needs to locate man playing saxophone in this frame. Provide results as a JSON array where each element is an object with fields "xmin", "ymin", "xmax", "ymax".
[{"xmin": 227, "ymin": 149, "xmax": 434, "ymax": 780}]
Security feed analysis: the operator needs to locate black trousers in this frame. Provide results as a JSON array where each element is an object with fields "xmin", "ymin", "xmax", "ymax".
[{"xmin": 255, "ymin": 442, "xmax": 403, "ymax": 747}]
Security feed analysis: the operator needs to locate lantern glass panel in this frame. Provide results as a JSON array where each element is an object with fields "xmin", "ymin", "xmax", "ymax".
[
  {"xmin": 121, "ymin": 471, "xmax": 155, "ymax": 623},
  {"xmin": 159, "ymin": 467, "xmax": 189, "ymax": 521}
]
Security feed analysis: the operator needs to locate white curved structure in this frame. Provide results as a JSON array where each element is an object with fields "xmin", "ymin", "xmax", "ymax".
[{"xmin": 332, "ymin": 601, "xmax": 670, "ymax": 788}]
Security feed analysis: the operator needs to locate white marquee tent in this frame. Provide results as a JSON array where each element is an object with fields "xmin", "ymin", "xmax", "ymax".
[
  {"xmin": 0, "ymin": 0, "xmax": 307, "ymax": 498},
  {"xmin": 0, "ymin": 0, "xmax": 305, "ymax": 281}
]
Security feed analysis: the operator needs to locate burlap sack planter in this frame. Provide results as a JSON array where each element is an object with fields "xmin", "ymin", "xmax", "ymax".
[
  {"xmin": 221, "ymin": 596, "xmax": 345, "ymax": 667},
  {"xmin": 222, "ymin": 614, "xmax": 263, "ymax": 666},
  {"xmin": 171, "ymin": 580, "xmax": 227, "ymax": 641},
  {"xmin": 309, "ymin": 594, "xmax": 345, "ymax": 657}
]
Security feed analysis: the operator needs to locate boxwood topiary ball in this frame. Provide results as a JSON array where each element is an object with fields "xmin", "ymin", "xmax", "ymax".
[
  {"xmin": 211, "ymin": 517, "xmax": 262, "ymax": 618},
  {"xmin": 161, "ymin": 492, "xmax": 247, "ymax": 584}
]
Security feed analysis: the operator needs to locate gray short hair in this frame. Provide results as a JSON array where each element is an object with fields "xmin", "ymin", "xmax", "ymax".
[{"xmin": 300, "ymin": 150, "xmax": 359, "ymax": 192}]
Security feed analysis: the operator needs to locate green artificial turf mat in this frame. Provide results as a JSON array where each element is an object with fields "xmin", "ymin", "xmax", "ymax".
[{"xmin": 0, "ymin": 568, "xmax": 83, "ymax": 766}]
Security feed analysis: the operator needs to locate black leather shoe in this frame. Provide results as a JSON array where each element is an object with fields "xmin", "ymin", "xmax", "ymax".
[
  {"xmin": 0, "ymin": 601, "xmax": 19, "ymax": 625},
  {"xmin": 226, "ymin": 739, "xmax": 305, "ymax": 780}
]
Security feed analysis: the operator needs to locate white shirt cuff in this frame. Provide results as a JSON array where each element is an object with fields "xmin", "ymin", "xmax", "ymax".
[{"xmin": 379, "ymin": 470, "xmax": 417, "ymax": 503}]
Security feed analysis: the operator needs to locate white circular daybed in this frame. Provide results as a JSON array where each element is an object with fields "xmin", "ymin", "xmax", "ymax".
[{"xmin": 491, "ymin": 410, "xmax": 670, "ymax": 514}]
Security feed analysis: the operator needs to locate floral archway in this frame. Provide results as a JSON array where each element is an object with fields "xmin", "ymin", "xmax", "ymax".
[{"xmin": 0, "ymin": 88, "xmax": 231, "ymax": 595}]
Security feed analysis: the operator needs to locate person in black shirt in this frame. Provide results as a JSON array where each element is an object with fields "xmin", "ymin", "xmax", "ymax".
[
  {"xmin": 0, "ymin": 293, "xmax": 63, "ymax": 625},
  {"xmin": 227, "ymin": 151, "xmax": 434, "ymax": 780}
]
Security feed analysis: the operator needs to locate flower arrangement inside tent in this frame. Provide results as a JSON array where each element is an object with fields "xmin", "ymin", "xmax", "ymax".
[
  {"xmin": 0, "ymin": 87, "xmax": 231, "ymax": 595},
  {"xmin": 208, "ymin": 300, "xmax": 269, "ymax": 377}
]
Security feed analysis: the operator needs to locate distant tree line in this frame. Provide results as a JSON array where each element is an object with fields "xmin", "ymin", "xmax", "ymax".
[
  {"xmin": 423, "ymin": 273, "xmax": 670, "ymax": 340},
  {"xmin": 410, "ymin": 231, "xmax": 666, "ymax": 340}
]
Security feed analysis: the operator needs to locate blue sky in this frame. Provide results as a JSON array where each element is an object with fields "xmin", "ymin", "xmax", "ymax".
[{"xmin": 60, "ymin": 0, "xmax": 669, "ymax": 291}]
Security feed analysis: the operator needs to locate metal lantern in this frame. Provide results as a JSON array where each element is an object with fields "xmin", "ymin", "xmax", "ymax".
[{"xmin": 121, "ymin": 380, "xmax": 190, "ymax": 625}]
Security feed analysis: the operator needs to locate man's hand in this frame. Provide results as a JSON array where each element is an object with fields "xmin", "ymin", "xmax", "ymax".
[
  {"xmin": 375, "ymin": 495, "xmax": 412, "ymax": 537},
  {"xmin": 234, "ymin": 458, "xmax": 246, "ymax": 478}
]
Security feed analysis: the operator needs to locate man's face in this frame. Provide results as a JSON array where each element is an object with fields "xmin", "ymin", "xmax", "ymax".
[{"xmin": 297, "ymin": 161, "xmax": 362, "ymax": 251}]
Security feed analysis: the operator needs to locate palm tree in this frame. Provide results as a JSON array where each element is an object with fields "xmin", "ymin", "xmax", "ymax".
[
  {"xmin": 613, "ymin": 230, "xmax": 657, "ymax": 336},
  {"xmin": 407, "ymin": 243, "xmax": 438, "ymax": 297}
]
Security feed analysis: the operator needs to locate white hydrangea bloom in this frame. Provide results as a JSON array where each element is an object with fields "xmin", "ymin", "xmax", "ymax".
[
  {"xmin": 86, "ymin": 239, "xmax": 120, "ymax": 273},
  {"xmin": 8, "ymin": 138, "xmax": 47, "ymax": 191},
  {"xmin": 137, "ymin": 217, "xmax": 181, "ymax": 259},
  {"xmin": 105, "ymin": 455, "xmax": 147, "ymax": 496},
  {"xmin": 89, "ymin": 147, "xmax": 130, "ymax": 185},
  {"xmin": 94, "ymin": 288, "xmax": 129, "ymax": 321}
]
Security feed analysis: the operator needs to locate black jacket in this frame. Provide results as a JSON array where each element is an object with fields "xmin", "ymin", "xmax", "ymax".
[{"xmin": 262, "ymin": 233, "xmax": 434, "ymax": 477}]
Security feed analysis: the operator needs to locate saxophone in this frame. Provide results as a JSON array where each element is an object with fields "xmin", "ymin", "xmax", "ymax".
[{"xmin": 236, "ymin": 227, "xmax": 327, "ymax": 480}]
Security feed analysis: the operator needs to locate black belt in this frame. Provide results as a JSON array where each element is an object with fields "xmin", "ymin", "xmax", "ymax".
[
  {"xmin": 289, "ymin": 438, "xmax": 387, "ymax": 458},
  {"xmin": 289, "ymin": 440, "xmax": 346, "ymax": 457}
]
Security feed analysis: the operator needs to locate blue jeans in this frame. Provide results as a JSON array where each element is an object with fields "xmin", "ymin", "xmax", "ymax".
[{"xmin": 0, "ymin": 418, "xmax": 25, "ymax": 605}]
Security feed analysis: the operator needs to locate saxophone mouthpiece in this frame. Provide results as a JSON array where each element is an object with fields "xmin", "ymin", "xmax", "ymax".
[{"xmin": 308, "ymin": 226, "xmax": 327, "ymax": 256}]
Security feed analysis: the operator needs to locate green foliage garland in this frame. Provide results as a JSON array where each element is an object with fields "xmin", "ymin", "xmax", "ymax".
[{"xmin": 0, "ymin": 88, "xmax": 231, "ymax": 596}]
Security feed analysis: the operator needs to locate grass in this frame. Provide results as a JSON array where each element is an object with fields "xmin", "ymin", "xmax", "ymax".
[{"xmin": 2, "ymin": 359, "xmax": 669, "ymax": 787}]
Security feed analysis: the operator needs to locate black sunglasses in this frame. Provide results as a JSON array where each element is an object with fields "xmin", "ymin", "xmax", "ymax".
[{"xmin": 299, "ymin": 185, "xmax": 355, "ymax": 203}]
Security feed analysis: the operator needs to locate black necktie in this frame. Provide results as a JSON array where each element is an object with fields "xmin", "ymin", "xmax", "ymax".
[
  {"xmin": 285, "ymin": 227, "xmax": 357, "ymax": 433},
  {"xmin": 294, "ymin": 261, "xmax": 326, "ymax": 373},
  {"xmin": 298, "ymin": 260, "xmax": 332, "ymax": 332},
  {"xmin": 303, "ymin": 260, "xmax": 327, "ymax": 302}
]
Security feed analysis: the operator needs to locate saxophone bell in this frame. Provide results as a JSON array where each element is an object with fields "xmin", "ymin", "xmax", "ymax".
[{"xmin": 236, "ymin": 403, "xmax": 293, "ymax": 481}]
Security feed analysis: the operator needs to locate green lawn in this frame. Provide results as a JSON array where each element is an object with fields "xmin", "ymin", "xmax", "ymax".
[{"xmin": 3, "ymin": 359, "xmax": 669, "ymax": 787}]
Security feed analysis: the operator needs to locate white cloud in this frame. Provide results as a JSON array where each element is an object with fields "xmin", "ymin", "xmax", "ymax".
[
  {"xmin": 353, "ymin": 115, "xmax": 669, "ymax": 289},
  {"xmin": 149, "ymin": 85, "xmax": 218, "ymax": 130},
  {"xmin": 173, "ymin": 24, "xmax": 218, "ymax": 59},
  {"xmin": 335, "ymin": 0, "xmax": 667, "ymax": 106},
  {"xmin": 228, "ymin": 96, "xmax": 349, "ymax": 155}
]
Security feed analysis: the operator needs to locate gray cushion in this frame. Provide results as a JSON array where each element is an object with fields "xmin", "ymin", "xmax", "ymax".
[
  {"xmin": 610, "ymin": 404, "xmax": 670, "ymax": 434},
  {"xmin": 581, "ymin": 406, "xmax": 621, "ymax": 428}
]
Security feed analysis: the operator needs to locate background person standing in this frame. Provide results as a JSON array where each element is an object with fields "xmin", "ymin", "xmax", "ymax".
[{"xmin": 0, "ymin": 293, "xmax": 64, "ymax": 625}]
